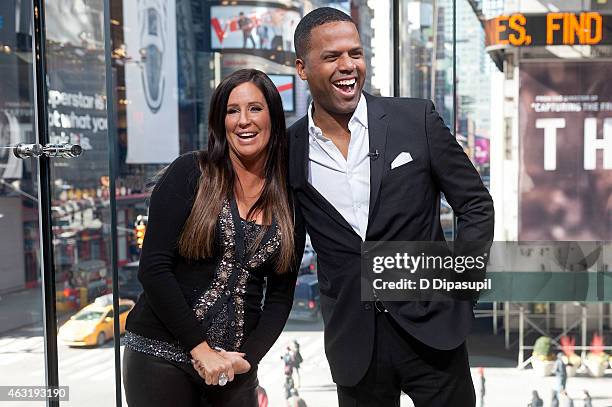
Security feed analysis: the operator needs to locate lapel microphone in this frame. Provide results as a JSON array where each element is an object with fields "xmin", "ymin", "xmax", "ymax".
[{"xmin": 368, "ymin": 150, "xmax": 379, "ymax": 160}]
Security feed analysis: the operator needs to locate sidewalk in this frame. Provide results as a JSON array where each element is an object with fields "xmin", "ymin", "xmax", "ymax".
[
  {"xmin": 259, "ymin": 330, "xmax": 612, "ymax": 407},
  {"xmin": 0, "ymin": 287, "xmax": 45, "ymax": 335},
  {"xmin": 0, "ymin": 286, "xmax": 77, "ymax": 335}
]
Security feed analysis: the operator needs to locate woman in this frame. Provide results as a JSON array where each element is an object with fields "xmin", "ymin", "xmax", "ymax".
[{"xmin": 123, "ymin": 69, "xmax": 305, "ymax": 406}]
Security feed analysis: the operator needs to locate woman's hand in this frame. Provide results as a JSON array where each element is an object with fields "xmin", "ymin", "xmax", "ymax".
[
  {"xmin": 218, "ymin": 349, "xmax": 252, "ymax": 374},
  {"xmin": 190, "ymin": 342, "xmax": 234, "ymax": 385}
]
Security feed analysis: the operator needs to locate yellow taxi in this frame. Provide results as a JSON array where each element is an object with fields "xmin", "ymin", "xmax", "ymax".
[{"xmin": 58, "ymin": 294, "xmax": 134, "ymax": 347}]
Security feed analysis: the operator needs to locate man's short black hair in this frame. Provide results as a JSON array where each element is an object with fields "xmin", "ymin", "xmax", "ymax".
[{"xmin": 294, "ymin": 7, "xmax": 355, "ymax": 60}]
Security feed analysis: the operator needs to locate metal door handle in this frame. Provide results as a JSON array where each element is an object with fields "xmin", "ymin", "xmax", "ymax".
[
  {"xmin": 42, "ymin": 144, "xmax": 83, "ymax": 158},
  {"xmin": 13, "ymin": 143, "xmax": 83, "ymax": 159},
  {"xmin": 13, "ymin": 143, "xmax": 44, "ymax": 158}
]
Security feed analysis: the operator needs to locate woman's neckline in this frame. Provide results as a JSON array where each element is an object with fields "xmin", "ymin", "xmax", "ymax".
[{"xmin": 239, "ymin": 216, "xmax": 268, "ymax": 226}]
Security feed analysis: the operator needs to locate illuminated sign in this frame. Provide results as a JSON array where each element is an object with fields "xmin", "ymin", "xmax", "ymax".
[{"xmin": 485, "ymin": 12, "xmax": 612, "ymax": 47}]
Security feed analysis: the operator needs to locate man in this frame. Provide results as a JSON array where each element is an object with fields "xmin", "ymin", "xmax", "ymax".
[
  {"xmin": 554, "ymin": 352, "xmax": 568, "ymax": 394},
  {"xmin": 288, "ymin": 7, "xmax": 494, "ymax": 407},
  {"xmin": 238, "ymin": 12, "xmax": 256, "ymax": 48},
  {"xmin": 478, "ymin": 367, "xmax": 486, "ymax": 407},
  {"xmin": 291, "ymin": 339, "xmax": 303, "ymax": 387}
]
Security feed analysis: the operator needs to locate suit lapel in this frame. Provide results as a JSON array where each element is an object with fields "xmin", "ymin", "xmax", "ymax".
[
  {"xmin": 365, "ymin": 93, "xmax": 389, "ymax": 224},
  {"xmin": 291, "ymin": 116, "xmax": 358, "ymax": 237},
  {"xmin": 289, "ymin": 117, "xmax": 309, "ymax": 190}
]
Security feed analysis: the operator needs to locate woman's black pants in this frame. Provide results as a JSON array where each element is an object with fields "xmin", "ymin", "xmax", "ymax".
[{"xmin": 123, "ymin": 347, "xmax": 258, "ymax": 407}]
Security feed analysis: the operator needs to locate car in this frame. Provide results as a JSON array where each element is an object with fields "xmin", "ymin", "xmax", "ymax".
[
  {"xmin": 68, "ymin": 260, "xmax": 111, "ymax": 303},
  {"xmin": 299, "ymin": 246, "xmax": 317, "ymax": 275},
  {"xmin": 58, "ymin": 294, "xmax": 134, "ymax": 347},
  {"xmin": 289, "ymin": 274, "xmax": 321, "ymax": 322},
  {"xmin": 118, "ymin": 261, "xmax": 143, "ymax": 301}
]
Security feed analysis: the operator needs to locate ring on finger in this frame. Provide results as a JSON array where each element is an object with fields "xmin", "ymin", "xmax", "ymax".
[{"xmin": 218, "ymin": 372, "xmax": 228, "ymax": 386}]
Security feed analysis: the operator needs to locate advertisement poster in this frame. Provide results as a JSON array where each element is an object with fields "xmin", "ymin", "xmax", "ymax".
[
  {"xmin": 43, "ymin": 0, "xmax": 110, "ymax": 188},
  {"xmin": 124, "ymin": 0, "xmax": 179, "ymax": 164},
  {"xmin": 519, "ymin": 62, "xmax": 612, "ymax": 241},
  {"xmin": 210, "ymin": 4, "xmax": 300, "ymax": 52}
]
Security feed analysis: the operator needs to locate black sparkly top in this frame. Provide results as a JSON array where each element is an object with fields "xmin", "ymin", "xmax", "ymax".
[{"xmin": 125, "ymin": 152, "xmax": 304, "ymax": 367}]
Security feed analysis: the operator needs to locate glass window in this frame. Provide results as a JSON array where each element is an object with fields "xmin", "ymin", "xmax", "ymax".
[{"xmin": 0, "ymin": 0, "xmax": 46, "ymax": 395}]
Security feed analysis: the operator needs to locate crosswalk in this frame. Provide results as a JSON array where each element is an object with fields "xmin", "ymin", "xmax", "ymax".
[
  {"xmin": 258, "ymin": 330, "xmax": 329, "ymax": 379},
  {"xmin": 0, "ymin": 335, "xmax": 122, "ymax": 384},
  {"xmin": 0, "ymin": 330, "xmax": 333, "ymax": 406},
  {"xmin": 0, "ymin": 331, "xmax": 329, "ymax": 387},
  {"xmin": 0, "ymin": 331, "xmax": 327, "ymax": 383}
]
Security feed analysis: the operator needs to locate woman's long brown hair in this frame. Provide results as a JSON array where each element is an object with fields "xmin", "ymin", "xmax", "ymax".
[{"xmin": 177, "ymin": 69, "xmax": 294, "ymax": 273}]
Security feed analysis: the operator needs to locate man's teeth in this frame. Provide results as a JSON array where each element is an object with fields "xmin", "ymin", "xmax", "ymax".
[{"xmin": 334, "ymin": 79, "xmax": 356, "ymax": 86}]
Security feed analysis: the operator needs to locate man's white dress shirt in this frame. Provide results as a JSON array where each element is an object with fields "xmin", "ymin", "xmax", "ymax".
[{"xmin": 307, "ymin": 93, "xmax": 370, "ymax": 241}]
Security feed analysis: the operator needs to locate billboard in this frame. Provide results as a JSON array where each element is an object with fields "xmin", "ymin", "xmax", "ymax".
[
  {"xmin": 519, "ymin": 62, "xmax": 612, "ymax": 241},
  {"xmin": 485, "ymin": 12, "xmax": 612, "ymax": 48},
  {"xmin": 124, "ymin": 0, "xmax": 179, "ymax": 164},
  {"xmin": 43, "ymin": 0, "xmax": 111, "ymax": 188},
  {"xmin": 268, "ymin": 74, "xmax": 294, "ymax": 112},
  {"xmin": 210, "ymin": 4, "xmax": 300, "ymax": 52}
]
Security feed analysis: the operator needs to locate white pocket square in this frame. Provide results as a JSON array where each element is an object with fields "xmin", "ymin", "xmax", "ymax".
[{"xmin": 391, "ymin": 152, "xmax": 413, "ymax": 169}]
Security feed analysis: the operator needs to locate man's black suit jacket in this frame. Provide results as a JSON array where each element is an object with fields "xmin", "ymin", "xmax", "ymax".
[{"xmin": 287, "ymin": 93, "xmax": 494, "ymax": 387}]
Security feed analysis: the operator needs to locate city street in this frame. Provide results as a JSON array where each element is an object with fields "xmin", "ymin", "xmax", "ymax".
[{"xmin": 2, "ymin": 320, "xmax": 612, "ymax": 406}]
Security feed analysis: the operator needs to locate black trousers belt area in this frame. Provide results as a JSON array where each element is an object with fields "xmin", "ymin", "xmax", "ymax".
[
  {"xmin": 337, "ymin": 311, "xmax": 476, "ymax": 407},
  {"xmin": 123, "ymin": 347, "xmax": 258, "ymax": 407}
]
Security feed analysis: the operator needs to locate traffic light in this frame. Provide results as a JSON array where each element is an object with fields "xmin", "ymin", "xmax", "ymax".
[
  {"xmin": 135, "ymin": 223, "xmax": 146, "ymax": 248},
  {"xmin": 134, "ymin": 215, "xmax": 148, "ymax": 249}
]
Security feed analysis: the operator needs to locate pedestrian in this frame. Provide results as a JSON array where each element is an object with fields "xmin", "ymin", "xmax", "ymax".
[
  {"xmin": 282, "ymin": 345, "xmax": 296, "ymax": 377},
  {"xmin": 551, "ymin": 390, "xmax": 560, "ymax": 407},
  {"xmin": 287, "ymin": 388, "xmax": 308, "ymax": 407},
  {"xmin": 289, "ymin": 7, "xmax": 493, "ymax": 407},
  {"xmin": 477, "ymin": 367, "xmax": 485, "ymax": 407},
  {"xmin": 291, "ymin": 339, "xmax": 303, "ymax": 387},
  {"xmin": 284, "ymin": 375, "xmax": 295, "ymax": 400},
  {"xmin": 582, "ymin": 390, "xmax": 593, "ymax": 407},
  {"xmin": 554, "ymin": 352, "xmax": 568, "ymax": 393},
  {"xmin": 528, "ymin": 390, "xmax": 543, "ymax": 407}
]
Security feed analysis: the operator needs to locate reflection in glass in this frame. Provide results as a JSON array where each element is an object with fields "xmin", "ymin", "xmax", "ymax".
[
  {"xmin": 0, "ymin": 0, "xmax": 46, "ymax": 400},
  {"xmin": 44, "ymin": 0, "xmax": 117, "ymax": 405}
]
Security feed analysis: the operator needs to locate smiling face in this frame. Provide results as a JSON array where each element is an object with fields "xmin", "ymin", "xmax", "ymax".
[
  {"xmin": 224, "ymin": 82, "xmax": 272, "ymax": 165},
  {"xmin": 296, "ymin": 21, "xmax": 366, "ymax": 117}
]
